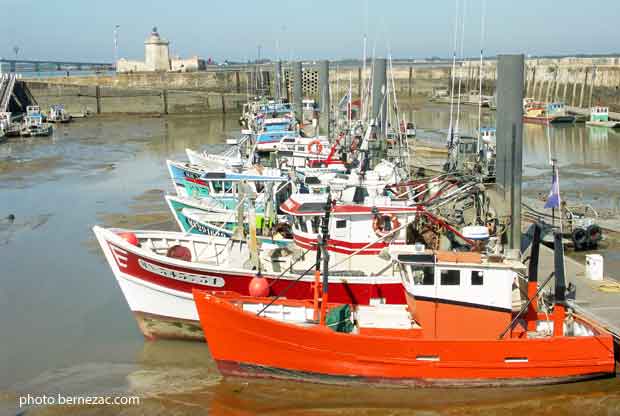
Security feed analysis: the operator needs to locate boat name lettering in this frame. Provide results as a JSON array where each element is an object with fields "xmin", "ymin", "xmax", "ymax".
[
  {"xmin": 138, "ymin": 259, "xmax": 225, "ymax": 287},
  {"xmin": 186, "ymin": 217, "xmax": 229, "ymax": 237}
]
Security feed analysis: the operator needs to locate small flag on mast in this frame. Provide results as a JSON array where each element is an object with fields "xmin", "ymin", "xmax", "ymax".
[{"xmin": 544, "ymin": 165, "xmax": 561, "ymax": 209}]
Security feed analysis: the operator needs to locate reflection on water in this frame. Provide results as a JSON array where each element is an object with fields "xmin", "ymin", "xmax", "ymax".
[{"xmin": 1, "ymin": 110, "xmax": 619, "ymax": 415}]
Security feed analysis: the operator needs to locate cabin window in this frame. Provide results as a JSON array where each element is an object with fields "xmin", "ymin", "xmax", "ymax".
[
  {"xmin": 471, "ymin": 271, "xmax": 484, "ymax": 286},
  {"xmin": 440, "ymin": 269, "xmax": 460, "ymax": 286},
  {"xmin": 411, "ymin": 265, "xmax": 434, "ymax": 285},
  {"xmin": 211, "ymin": 181, "xmax": 223, "ymax": 193},
  {"xmin": 299, "ymin": 217, "xmax": 308, "ymax": 233},
  {"xmin": 311, "ymin": 216, "xmax": 321, "ymax": 233},
  {"xmin": 223, "ymin": 181, "xmax": 234, "ymax": 193},
  {"xmin": 336, "ymin": 219, "xmax": 347, "ymax": 229}
]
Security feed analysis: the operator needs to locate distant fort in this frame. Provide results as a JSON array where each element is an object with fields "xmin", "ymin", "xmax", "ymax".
[{"xmin": 116, "ymin": 27, "xmax": 205, "ymax": 73}]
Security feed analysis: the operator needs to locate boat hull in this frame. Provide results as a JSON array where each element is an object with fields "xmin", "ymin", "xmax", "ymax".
[
  {"xmin": 586, "ymin": 120, "xmax": 620, "ymax": 129},
  {"xmin": 195, "ymin": 292, "xmax": 616, "ymax": 387},
  {"xmin": 523, "ymin": 115, "xmax": 576, "ymax": 125},
  {"xmin": 93, "ymin": 227, "xmax": 404, "ymax": 341}
]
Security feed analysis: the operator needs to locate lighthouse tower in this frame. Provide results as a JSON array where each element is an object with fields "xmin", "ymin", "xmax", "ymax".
[{"xmin": 144, "ymin": 27, "xmax": 170, "ymax": 71}]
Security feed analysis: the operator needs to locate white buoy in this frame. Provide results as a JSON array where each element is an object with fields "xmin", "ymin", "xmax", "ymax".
[{"xmin": 585, "ymin": 254, "xmax": 604, "ymax": 281}]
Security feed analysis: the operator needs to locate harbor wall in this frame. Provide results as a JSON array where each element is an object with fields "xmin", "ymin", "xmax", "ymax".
[
  {"xmin": 26, "ymin": 67, "xmax": 451, "ymax": 115},
  {"xmin": 25, "ymin": 57, "xmax": 620, "ymax": 114},
  {"xmin": 26, "ymin": 81, "xmax": 248, "ymax": 115},
  {"xmin": 458, "ymin": 57, "xmax": 620, "ymax": 111}
]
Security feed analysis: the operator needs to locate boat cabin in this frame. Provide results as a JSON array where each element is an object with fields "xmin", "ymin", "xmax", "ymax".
[
  {"xmin": 166, "ymin": 160, "xmax": 287, "ymax": 205},
  {"xmin": 26, "ymin": 105, "xmax": 42, "ymax": 116},
  {"xmin": 262, "ymin": 117, "xmax": 295, "ymax": 132},
  {"xmin": 393, "ymin": 247, "xmax": 525, "ymax": 339},
  {"xmin": 280, "ymin": 193, "xmax": 417, "ymax": 255},
  {"xmin": 547, "ymin": 102, "xmax": 567, "ymax": 115},
  {"xmin": 479, "ymin": 127, "xmax": 496, "ymax": 144},
  {"xmin": 590, "ymin": 106, "xmax": 610, "ymax": 122}
]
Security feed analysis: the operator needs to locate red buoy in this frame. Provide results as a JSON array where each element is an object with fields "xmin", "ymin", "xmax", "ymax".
[
  {"xmin": 166, "ymin": 245, "xmax": 192, "ymax": 262},
  {"xmin": 118, "ymin": 232, "xmax": 139, "ymax": 246},
  {"xmin": 249, "ymin": 276, "xmax": 270, "ymax": 297}
]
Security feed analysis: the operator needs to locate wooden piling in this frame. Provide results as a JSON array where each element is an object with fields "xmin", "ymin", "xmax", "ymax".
[
  {"xmin": 552, "ymin": 76, "xmax": 559, "ymax": 101},
  {"xmin": 162, "ymin": 89, "xmax": 168, "ymax": 115},
  {"xmin": 579, "ymin": 69, "xmax": 589, "ymax": 108},
  {"xmin": 95, "ymin": 85, "xmax": 101, "ymax": 114},
  {"xmin": 545, "ymin": 79, "xmax": 552, "ymax": 102},
  {"xmin": 408, "ymin": 67, "xmax": 413, "ymax": 97},
  {"xmin": 562, "ymin": 82, "xmax": 568, "ymax": 104},
  {"xmin": 221, "ymin": 94, "xmax": 226, "ymax": 113},
  {"xmin": 588, "ymin": 67, "xmax": 596, "ymax": 109},
  {"xmin": 571, "ymin": 79, "xmax": 579, "ymax": 106},
  {"xmin": 235, "ymin": 71, "xmax": 241, "ymax": 93}
]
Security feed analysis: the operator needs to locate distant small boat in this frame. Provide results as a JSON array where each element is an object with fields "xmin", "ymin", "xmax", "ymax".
[
  {"xmin": 47, "ymin": 104, "xmax": 72, "ymax": 123},
  {"xmin": 0, "ymin": 112, "xmax": 19, "ymax": 137},
  {"xmin": 462, "ymin": 90, "xmax": 491, "ymax": 107},
  {"xmin": 20, "ymin": 106, "xmax": 53, "ymax": 137},
  {"xmin": 585, "ymin": 106, "xmax": 620, "ymax": 129},
  {"xmin": 523, "ymin": 102, "xmax": 576, "ymax": 125}
]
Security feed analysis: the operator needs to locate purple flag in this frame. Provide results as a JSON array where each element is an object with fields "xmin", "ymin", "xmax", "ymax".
[{"xmin": 544, "ymin": 167, "xmax": 561, "ymax": 209}]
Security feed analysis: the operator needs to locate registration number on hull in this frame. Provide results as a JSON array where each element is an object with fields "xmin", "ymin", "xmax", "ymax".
[{"xmin": 139, "ymin": 259, "xmax": 225, "ymax": 287}]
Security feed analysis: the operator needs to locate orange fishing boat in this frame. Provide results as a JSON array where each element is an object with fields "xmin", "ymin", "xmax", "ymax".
[{"xmin": 193, "ymin": 227, "xmax": 616, "ymax": 387}]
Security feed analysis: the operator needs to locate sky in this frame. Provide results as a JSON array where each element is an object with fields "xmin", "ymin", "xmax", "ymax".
[{"xmin": 1, "ymin": 0, "xmax": 619, "ymax": 63}]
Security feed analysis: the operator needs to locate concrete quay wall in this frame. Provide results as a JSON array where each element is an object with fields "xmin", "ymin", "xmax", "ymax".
[{"xmin": 26, "ymin": 80, "xmax": 248, "ymax": 115}]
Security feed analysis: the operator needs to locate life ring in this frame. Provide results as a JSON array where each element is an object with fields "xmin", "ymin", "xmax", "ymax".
[
  {"xmin": 307, "ymin": 140, "xmax": 323, "ymax": 155},
  {"xmin": 372, "ymin": 213, "xmax": 401, "ymax": 237}
]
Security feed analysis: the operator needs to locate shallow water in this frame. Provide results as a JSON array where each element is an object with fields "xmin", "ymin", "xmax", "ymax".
[{"xmin": 0, "ymin": 109, "xmax": 619, "ymax": 415}]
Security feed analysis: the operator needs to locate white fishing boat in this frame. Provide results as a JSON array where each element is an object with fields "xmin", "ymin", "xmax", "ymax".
[
  {"xmin": 47, "ymin": 104, "xmax": 72, "ymax": 123},
  {"xmin": 185, "ymin": 147, "xmax": 244, "ymax": 170},
  {"xmin": 20, "ymin": 106, "xmax": 53, "ymax": 137},
  {"xmin": 92, "ymin": 225, "xmax": 407, "ymax": 341},
  {"xmin": 586, "ymin": 106, "xmax": 620, "ymax": 129}
]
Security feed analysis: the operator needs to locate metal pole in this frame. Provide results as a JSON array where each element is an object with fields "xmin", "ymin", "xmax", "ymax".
[
  {"xmin": 319, "ymin": 60, "xmax": 330, "ymax": 137},
  {"xmin": 292, "ymin": 61, "xmax": 303, "ymax": 123},
  {"xmin": 372, "ymin": 58, "xmax": 387, "ymax": 136},
  {"xmin": 495, "ymin": 54, "xmax": 524, "ymax": 251}
]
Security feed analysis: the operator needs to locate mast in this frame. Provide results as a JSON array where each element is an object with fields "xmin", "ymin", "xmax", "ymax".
[
  {"xmin": 454, "ymin": 0, "xmax": 467, "ymax": 139},
  {"xmin": 448, "ymin": 0, "xmax": 460, "ymax": 144},
  {"xmin": 361, "ymin": 34, "xmax": 367, "ymax": 120},
  {"xmin": 477, "ymin": 0, "xmax": 487, "ymax": 154}
]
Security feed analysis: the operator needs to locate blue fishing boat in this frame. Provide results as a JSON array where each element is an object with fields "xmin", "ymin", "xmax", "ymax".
[
  {"xmin": 166, "ymin": 160, "xmax": 288, "ymax": 205},
  {"xmin": 165, "ymin": 194, "xmax": 293, "ymax": 247}
]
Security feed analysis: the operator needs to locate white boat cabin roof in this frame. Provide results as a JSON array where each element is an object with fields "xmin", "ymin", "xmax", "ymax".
[
  {"xmin": 591, "ymin": 106, "xmax": 609, "ymax": 114},
  {"xmin": 280, "ymin": 193, "xmax": 419, "ymax": 217}
]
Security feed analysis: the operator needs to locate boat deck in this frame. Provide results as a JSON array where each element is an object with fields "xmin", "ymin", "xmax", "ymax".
[{"xmin": 538, "ymin": 245, "xmax": 620, "ymax": 360}]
